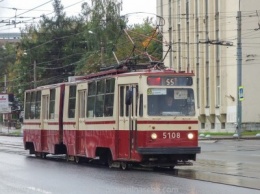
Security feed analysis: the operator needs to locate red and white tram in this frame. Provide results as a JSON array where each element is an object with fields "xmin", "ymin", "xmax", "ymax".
[{"xmin": 23, "ymin": 63, "xmax": 200, "ymax": 169}]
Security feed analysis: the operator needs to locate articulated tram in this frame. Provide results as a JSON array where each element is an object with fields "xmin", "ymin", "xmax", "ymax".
[{"xmin": 23, "ymin": 63, "xmax": 200, "ymax": 169}]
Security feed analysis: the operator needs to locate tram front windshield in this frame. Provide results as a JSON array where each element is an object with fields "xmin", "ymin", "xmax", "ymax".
[{"xmin": 147, "ymin": 88, "xmax": 195, "ymax": 116}]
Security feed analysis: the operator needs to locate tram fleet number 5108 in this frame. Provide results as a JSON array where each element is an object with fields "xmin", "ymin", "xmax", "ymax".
[{"xmin": 163, "ymin": 132, "xmax": 181, "ymax": 139}]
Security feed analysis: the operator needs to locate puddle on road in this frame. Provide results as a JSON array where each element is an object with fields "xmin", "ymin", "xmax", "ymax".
[{"xmin": 161, "ymin": 160, "xmax": 260, "ymax": 190}]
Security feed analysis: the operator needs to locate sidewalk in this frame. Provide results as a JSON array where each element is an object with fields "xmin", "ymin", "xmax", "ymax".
[
  {"xmin": 0, "ymin": 125, "xmax": 22, "ymax": 136},
  {"xmin": 199, "ymin": 134, "xmax": 260, "ymax": 140}
]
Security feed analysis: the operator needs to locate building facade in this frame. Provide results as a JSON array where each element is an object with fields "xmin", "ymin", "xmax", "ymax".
[{"xmin": 156, "ymin": 0, "xmax": 260, "ymax": 132}]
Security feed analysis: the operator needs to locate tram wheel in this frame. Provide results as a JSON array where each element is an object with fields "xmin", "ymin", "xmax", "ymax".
[
  {"xmin": 35, "ymin": 152, "xmax": 41, "ymax": 158},
  {"xmin": 66, "ymin": 155, "xmax": 70, "ymax": 162},
  {"xmin": 41, "ymin": 153, "xmax": 47, "ymax": 159},
  {"xmin": 107, "ymin": 154, "xmax": 113, "ymax": 168},
  {"xmin": 74, "ymin": 156, "xmax": 81, "ymax": 164},
  {"xmin": 169, "ymin": 166, "xmax": 175, "ymax": 170},
  {"xmin": 121, "ymin": 162, "xmax": 128, "ymax": 170}
]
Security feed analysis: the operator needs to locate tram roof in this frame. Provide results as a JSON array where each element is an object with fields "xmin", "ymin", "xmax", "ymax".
[
  {"xmin": 25, "ymin": 62, "xmax": 195, "ymax": 92},
  {"xmin": 73, "ymin": 62, "xmax": 195, "ymax": 81}
]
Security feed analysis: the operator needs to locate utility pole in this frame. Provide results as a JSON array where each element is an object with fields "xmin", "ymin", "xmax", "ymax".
[
  {"xmin": 168, "ymin": 0, "xmax": 173, "ymax": 68},
  {"xmin": 101, "ymin": 41, "xmax": 104, "ymax": 67},
  {"xmin": 33, "ymin": 60, "xmax": 36, "ymax": 88},
  {"xmin": 237, "ymin": 9, "xmax": 242, "ymax": 138}
]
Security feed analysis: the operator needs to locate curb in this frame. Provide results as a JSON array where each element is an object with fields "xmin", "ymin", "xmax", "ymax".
[{"xmin": 199, "ymin": 136, "xmax": 260, "ymax": 140}]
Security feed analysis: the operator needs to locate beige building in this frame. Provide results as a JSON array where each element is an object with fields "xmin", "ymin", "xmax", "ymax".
[{"xmin": 156, "ymin": 0, "xmax": 260, "ymax": 132}]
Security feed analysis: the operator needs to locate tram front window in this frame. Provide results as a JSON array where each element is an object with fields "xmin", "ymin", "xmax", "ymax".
[{"xmin": 147, "ymin": 88, "xmax": 195, "ymax": 116}]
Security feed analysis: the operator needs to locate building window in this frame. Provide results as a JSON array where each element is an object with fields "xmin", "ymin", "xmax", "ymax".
[
  {"xmin": 216, "ymin": 76, "xmax": 220, "ymax": 107},
  {"xmin": 206, "ymin": 77, "xmax": 209, "ymax": 107},
  {"xmin": 221, "ymin": 122, "xmax": 225, "ymax": 129},
  {"xmin": 201, "ymin": 122, "xmax": 205, "ymax": 129},
  {"xmin": 197, "ymin": 78, "xmax": 200, "ymax": 108},
  {"xmin": 211, "ymin": 123, "xmax": 215, "ymax": 129}
]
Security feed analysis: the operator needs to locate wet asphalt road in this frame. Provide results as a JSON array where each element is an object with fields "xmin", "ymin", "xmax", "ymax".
[{"xmin": 0, "ymin": 136, "xmax": 260, "ymax": 194}]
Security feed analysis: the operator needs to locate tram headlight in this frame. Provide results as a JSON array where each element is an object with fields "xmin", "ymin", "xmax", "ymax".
[
  {"xmin": 151, "ymin": 133, "xmax": 158, "ymax": 140},
  {"xmin": 187, "ymin": 133, "xmax": 194, "ymax": 140}
]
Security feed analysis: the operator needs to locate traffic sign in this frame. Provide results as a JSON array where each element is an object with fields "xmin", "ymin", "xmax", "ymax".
[{"xmin": 239, "ymin": 86, "xmax": 244, "ymax": 101}]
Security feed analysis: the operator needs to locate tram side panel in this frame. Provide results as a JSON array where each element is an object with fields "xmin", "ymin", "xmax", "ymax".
[
  {"xmin": 23, "ymin": 85, "xmax": 65, "ymax": 155},
  {"xmin": 43, "ymin": 85, "xmax": 65, "ymax": 154},
  {"xmin": 23, "ymin": 90, "xmax": 42, "ymax": 154},
  {"xmin": 84, "ymin": 78, "xmax": 117, "ymax": 160},
  {"xmin": 62, "ymin": 84, "xmax": 77, "ymax": 156},
  {"xmin": 62, "ymin": 80, "xmax": 117, "ymax": 160}
]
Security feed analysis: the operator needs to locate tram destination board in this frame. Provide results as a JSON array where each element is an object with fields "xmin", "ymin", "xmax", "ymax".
[{"xmin": 147, "ymin": 76, "xmax": 193, "ymax": 86}]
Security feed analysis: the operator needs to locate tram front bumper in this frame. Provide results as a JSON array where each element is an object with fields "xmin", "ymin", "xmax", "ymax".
[{"xmin": 137, "ymin": 147, "xmax": 201, "ymax": 155}]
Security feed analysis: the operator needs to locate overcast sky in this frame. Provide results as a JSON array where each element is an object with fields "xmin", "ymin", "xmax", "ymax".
[{"xmin": 0, "ymin": 0, "xmax": 156, "ymax": 33}]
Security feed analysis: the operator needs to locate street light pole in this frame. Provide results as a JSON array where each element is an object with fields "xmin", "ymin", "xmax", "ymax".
[{"xmin": 236, "ymin": 6, "xmax": 242, "ymax": 138}]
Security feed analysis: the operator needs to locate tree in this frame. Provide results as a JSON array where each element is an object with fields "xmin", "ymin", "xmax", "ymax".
[
  {"xmin": 75, "ymin": 0, "xmax": 124, "ymax": 74},
  {"xmin": 0, "ymin": 43, "xmax": 17, "ymax": 93},
  {"xmin": 114, "ymin": 18, "xmax": 163, "ymax": 64},
  {"xmin": 12, "ymin": 0, "xmax": 163, "ymax": 101},
  {"xmin": 15, "ymin": 0, "xmax": 86, "ymax": 92},
  {"xmin": 77, "ymin": 1, "xmax": 163, "ymax": 74}
]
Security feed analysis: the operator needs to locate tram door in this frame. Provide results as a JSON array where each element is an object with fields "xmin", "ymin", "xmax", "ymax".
[{"xmin": 118, "ymin": 84, "xmax": 138, "ymax": 159}]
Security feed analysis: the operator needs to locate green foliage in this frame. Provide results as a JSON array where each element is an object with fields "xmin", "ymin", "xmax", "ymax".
[
  {"xmin": 75, "ymin": 0, "xmax": 124, "ymax": 74},
  {"xmin": 200, "ymin": 130, "xmax": 260, "ymax": 136},
  {"xmin": 16, "ymin": 0, "xmax": 86, "ymax": 89},
  {"xmin": 114, "ymin": 18, "xmax": 162, "ymax": 63},
  {"xmin": 7, "ymin": 0, "xmax": 163, "ymax": 104},
  {"xmin": 0, "ymin": 43, "xmax": 17, "ymax": 93}
]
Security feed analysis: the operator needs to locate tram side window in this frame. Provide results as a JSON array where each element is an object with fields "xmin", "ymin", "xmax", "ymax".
[
  {"xmin": 30, "ymin": 92, "xmax": 36, "ymax": 119},
  {"xmin": 147, "ymin": 95, "xmax": 160, "ymax": 116},
  {"xmin": 125, "ymin": 86, "xmax": 129, "ymax": 117},
  {"xmin": 87, "ymin": 82, "xmax": 96, "ymax": 117},
  {"xmin": 25, "ymin": 91, "xmax": 42, "ymax": 119},
  {"xmin": 104, "ymin": 79, "xmax": 115, "ymax": 117},
  {"xmin": 49, "ymin": 89, "xmax": 55, "ymax": 119},
  {"xmin": 78, "ymin": 90, "xmax": 86, "ymax": 118},
  {"xmin": 25, "ymin": 92, "xmax": 31, "ymax": 119},
  {"xmin": 135, "ymin": 86, "xmax": 138, "ymax": 117},
  {"xmin": 35, "ymin": 91, "xmax": 41, "ymax": 119},
  {"xmin": 139, "ymin": 94, "xmax": 143, "ymax": 117},
  {"xmin": 119, "ymin": 86, "xmax": 124, "ymax": 117},
  {"xmin": 95, "ymin": 80, "xmax": 105, "ymax": 117},
  {"xmin": 68, "ymin": 85, "xmax": 76, "ymax": 118}
]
